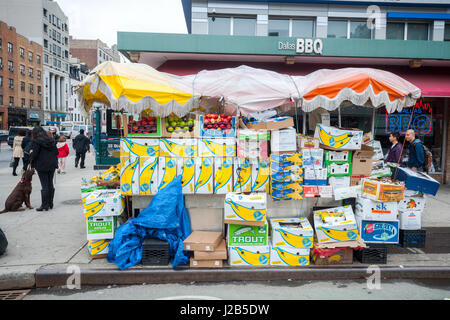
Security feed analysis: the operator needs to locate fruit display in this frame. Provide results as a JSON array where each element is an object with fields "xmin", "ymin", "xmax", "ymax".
[
  {"xmin": 164, "ymin": 115, "xmax": 196, "ymax": 133},
  {"xmin": 202, "ymin": 114, "xmax": 233, "ymax": 131},
  {"xmin": 128, "ymin": 116, "xmax": 160, "ymax": 135}
]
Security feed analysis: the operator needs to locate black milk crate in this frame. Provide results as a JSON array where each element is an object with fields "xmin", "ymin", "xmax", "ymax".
[
  {"xmin": 141, "ymin": 238, "xmax": 170, "ymax": 266},
  {"xmin": 354, "ymin": 244, "xmax": 387, "ymax": 265},
  {"xmin": 399, "ymin": 229, "xmax": 426, "ymax": 248}
]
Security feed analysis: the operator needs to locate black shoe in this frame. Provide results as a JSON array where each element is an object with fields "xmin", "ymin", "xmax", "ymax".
[
  {"xmin": 36, "ymin": 190, "xmax": 49, "ymax": 212},
  {"xmin": 80, "ymin": 166, "xmax": 86, "ymax": 169},
  {"xmin": 75, "ymin": 164, "xmax": 78, "ymax": 168},
  {"xmin": 13, "ymin": 172, "xmax": 17, "ymax": 176}
]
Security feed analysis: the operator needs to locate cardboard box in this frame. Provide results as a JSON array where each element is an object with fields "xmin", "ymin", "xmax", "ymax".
[
  {"xmin": 251, "ymin": 158, "xmax": 270, "ymax": 193},
  {"xmin": 83, "ymin": 189, "xmax": 125, "ymax": 218},
  {"xmin": 194, "ymin": 157, "xmax": 214, "ymax": 194},
  {"xmin": 224, "ymin": 193, "xmax": 267, "ymax": 226},
  {"xmin": 120, "ymin": 138, "xmax": 160, "ymax": 157},
  {"xmin": 270, "ymin": 128, "xmax": 297, "ymax": 153},
  {"xmin": 120, "ymin": 156, "xmax": 140, "ymax": 195},
  {"xmin": 86, "ymin": 216, "xmax": 117, "ymax": 240},
  {"xmin": 177, "ymin": 157, "xmax": 196, "ymax": 194},
  {"xmin": 304, "ymin": 179, "xmax": 328, "ymax": 186},
  {"xmin": 392, "ymin": 167, "xmax": 440, "ymax": 196},
  {"xmin": 162, "ymin": 114, "xmax": 198, "ymax": 138},
  {"xmin": 245, "ymin": 116, "xmax": 294, "ymax": 131},
  {"xmin": 228, "ymin": 245, "xmax": 270, "ymax": 266},
  {"xmin": 302, "ymin": 148, "xmax": 323, "ymax": 168},
  {"xmin": 199, "ymin": 115, "xmax": 236, "ymax": 138},
  {"xmin": 193, "ymin": 240, "xmax": 227, "ymax": 260},
  {"xmin": 304, "ymin": 167, "xmax": 327, "ymax": 180},
  {"xmin": 313, "ymin": 206, "xmax": 359, "ymax": 244},
  {"xmin": 237, "ymin": 130, "xmax": 269, "ymax": 159},
  {"xmin": 367, "ymin": 140, "xmax": 384, "ymax": 160},
  {"xmin": 88, "ymin": 239, "xmax": 110, "ymax": 257},
  {"xmin": 327, "ymin": 162, "xmax": 352, "ymax": 177},
  {"xmin": 183, "ymin": 231, "xmax": 223, "ymax": 252},
  {"xmin": 333, "ymin": 185, "xmax": 362, "ymax": 201},
  {"xmin": 398, "ymin": 194, "xmax": 426, "ymax": 212},
  {"xmin": 357, "ymin": 218, "xmax": 400, "ymax": 244},
  {"xmin": 159, "ymin": 138, "xmax": 198, "ymax": 157},
  {"xmin": 352, "ymin": 144, "xmax": 375, "ymax": 176},
  {"xmin": 361, "ymin": 178, "xmax": 405, "ymax": 202},
  {"xmin": 329, "ymin": 176, "xmax": 351, "ymax": 189},
  {"xmin": 350, "ymin": 176, "xmax": 365, "ymax": 186},
  {"xmin": 158, "ymin": 157, "xmax": 178, "ymax": 192},
  {"xmin": 198, "ymin": 138, "xmax": 236, "ymax": 158},
  {"xmin": 227, "ymin": 222, "xmax": 268, "ymax": 246},
  {"xmin": 371, "ymin": 167, "xmax": 392, "ymax": 178},
  {"xmin": 270, "ymin": 217, "xmax": 314, "ymax": 248},
  {"xmin": 233, "ymin": 158, "xmax": 252, "ymax": 193},
  {"xmin": 325, "ymin": 150, "xmax": 352, "ymax": 162},
  {"xmin": 311, "ymin": 247, "xmax": 353, "ymax": 265},
  {"xmin": 139, "ymin": 157, "xmax": 159, "ymax": 195},
  {"xmin": 318, "ymin": 186, "xmax": 334, "ymax": 198},
  {"xmin": 270, "ymin": 246, "xmax": 310, "ymax": 266},
  {"xmin": 399, "ymin": 210, "xmax": 422, "ymax": 230},
  {"xmin": 355, "ymin": 197, "xmax": 399, "ymax": 221},
  {"xmin": 314, "ymin": 124, "xmax": 363, "ymax": 150},
  {"xmin": 298, "ymin": 135, "xmax": 320, "ymax": 149},
  {"xmin": 213, "ymin": 157, "xmax": 233, "ymax": 194},
  {"xmin": 303, "ymin": 186, "xmax": 319, "ymax": 198},
  {"xmin": 127, "ymin": 116, "xmax": 162, "ymax": 138},
  {"xmin": 190, "ymin": 258, "xmax": 223, "ymax": 268}
]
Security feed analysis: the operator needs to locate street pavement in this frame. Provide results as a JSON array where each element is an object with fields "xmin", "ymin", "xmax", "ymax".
[{"xmin": 0, "ymin": 141, "xmax": 450, "ymax": 290}]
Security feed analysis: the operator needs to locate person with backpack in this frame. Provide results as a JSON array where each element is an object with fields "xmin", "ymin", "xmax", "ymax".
[{"xmin": 405, "ymin": 129, "xmax": 431, "ymax": 173}]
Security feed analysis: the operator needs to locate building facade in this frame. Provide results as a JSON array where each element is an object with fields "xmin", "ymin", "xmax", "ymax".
[
  {"xmin": 68, "ymin": 56, "xmax": 90, "ymax": 124},
  {"xmin": 0, "ymin": 21, "xmax": 44, "ymax": 129},
  {"xmin": 69, "ymin": 38, "xmax": 120, "ymax": 71},
  {"xmin": 0, "ymin": 0, "xmax": 71, "ymax": 125}
]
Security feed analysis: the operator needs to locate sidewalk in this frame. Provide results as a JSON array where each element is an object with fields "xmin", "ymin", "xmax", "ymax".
[{"xmin": 0, "ymin": 152, "xmax": 450, "ymax": 290}]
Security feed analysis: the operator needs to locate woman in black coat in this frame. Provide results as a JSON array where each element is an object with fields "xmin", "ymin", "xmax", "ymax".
[{"xmin": 30, "ymin": 126, "xmax": 59, "ymax": 211}]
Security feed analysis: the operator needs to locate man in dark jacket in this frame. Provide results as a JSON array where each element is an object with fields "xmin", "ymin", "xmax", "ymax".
[
  {"xmin": 73, "ymin": 129, "xmax": 90, "ymax": 169},
  {"xmin": 385, "ymin": 132, "xmax": 403, "ymax": 164},
  {"xmin": 405, "ymin": 129, "xmax": 425, "ymax": 172}
]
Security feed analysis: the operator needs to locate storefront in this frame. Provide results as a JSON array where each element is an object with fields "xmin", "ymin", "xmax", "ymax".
[
  {"xmin": 28, "ymin": 110, "xmax": 43, "ymax": 126},
  {"xmin": 0, "ymin": 106, "xmax": 8, "ymax": 130},
  {"xmin": 49, "ymin": 112, "xmax": 67, "ymax": 125},
  {"xmin": 8, "ymin": 106, "xmax": 27, "ymax": 128}
]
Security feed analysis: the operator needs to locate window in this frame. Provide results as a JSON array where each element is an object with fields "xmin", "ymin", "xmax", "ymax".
[
  {"xmin": 233, "ymin": 17, "xmax": 256, "ymax": 36},
  {"xmin": 8, "ymin": 79, "xmax": 13, "ymax": 89},
  {"xmin": 386, "ymin": 22, "xmax": 405, "ymax": 40},
  {"xmin": 9, "ymin": 96, "xmax": 14, "ymax": 106},
  {"xmin": 407, "ymin": 23, "xmax": 429, "ymax": 40},
  {"xmin": 208, "ymin": 16, "xmax": 231, "ymax": 35},
  {"xmin": 8, "ymin": 61, "xmax": 13, "ymax": 72},
  {"xmin": 349, "ymin": 20, "xmax": 371, "ymax": 39},
  {"xmin": 268, "ymin": 19, "xmax": 289, "ymax": 37},
  {"xmin": 29, "ymin": 84, "xmax": 34, "ymax": 94},
  {"xmin": 38, "ymin": 101, "xmax": 41, "ymax": 109},
  {"xmin": 44, "ymin": 54, "xmax": 48, "ymax": 63},
  {"xmin": 20, "ymin": 65, "xmax": 25, "ymax": 75},
  {"xmin": 53, "ymin": 58, "xmax": 57, "ymax": 67},
  {"xmin": 20, "ymin": 81, "xmax": 25, "ymax": 91},
  {"xmin": 44, "ymin": 24, "xmax": 48, "ymax": 33},
  {"xmin": 37, "ymin": 70, "xmax": 41, "ymax": 80},
  {"xmin": 8, "ymin": 42, "xmax": 13, "ymax": 53},
  {"xmin": 38, "ymin": 86, "xmax": 42, "ymax": 95},
  {"xmin": 0, "ymin": 38, "xmax": 2, "ymax": 50},
  {"xmin": 0, "ymin": 76, "xmax": 2, "ymax": 87},
  {"xmin": 28, "ymin": 52, "xmax": 33, "ymax": 62},
  {"xmin": 0, "ymin": 57, "xmax": 2, "ymax": 68},
  {"xmin": 43, "ymin": 8, "xmax": 47, "ymax": 17},
  {"xmin": 21, "ymin": 98, "xmax": 26, "ymax": 107},
  {"xmin": 0, "ymin": 95, "xmax": 2, "ymax": 105},
  {"xmin": 57, "ymin": 60, "xmax": 61, "ymax": 68},
  {"xmin": 99, "ymin": 50, "xmax": 102, "ymax": 57},
  {"xmin": 30, "ymin": 100, "xmax": 34, "ymax": 108},
  {"xmin": 327, "ymin": 20, "xmax": 347, "ymax": 38},
  {"xmin": 44, "ymin": 39, "xmax": 48, "ymax": 49},
  {"xmin": 20, "ymin": 47, "xmax": 25, "ymax": 58},
  {"xmin": 29, "ymin": 67, "xmax": 33, "ymax": 78},
  {"xmin": 292, "ymin": 19, "xmax": 315, "ymax": 37},
  {"xmin": 37, "ymin": 55, "xmax": 41, "ymax": 64}
]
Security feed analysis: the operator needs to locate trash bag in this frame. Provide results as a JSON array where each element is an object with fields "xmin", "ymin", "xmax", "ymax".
[
  {"xmin": 107, "ymin": 176, "xmax": 191, "ymax": 270},
  {"xmin": 0, "ymin": 228, "xmax": 8, "ymax": 256}
]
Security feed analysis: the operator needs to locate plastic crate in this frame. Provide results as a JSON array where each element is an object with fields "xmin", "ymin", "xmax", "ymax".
[
  {"xmin": 399, "ymin": 229, "xmax": 426, "ymax": 248},
  {"xmin": 354, "ymin": 244, "xmax": 387, "ymax": 264},
  {"xmin": 141, "ymin": 238, "xmax": 170, "ymax": 266}
]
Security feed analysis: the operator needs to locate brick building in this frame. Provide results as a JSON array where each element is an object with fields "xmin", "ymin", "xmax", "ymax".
[{"xmin": 70, "ymin": 37, "xmax": 120, "ymax": 70}]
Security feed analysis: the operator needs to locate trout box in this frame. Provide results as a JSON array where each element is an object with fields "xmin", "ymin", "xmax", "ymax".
[
  {"xmin": 227, "ymin": 245, "xmax": 270, "ymax": 266},
  {"xmin": 227, "ymin": 223, "xmax": 268, "ymax": 246},
  {"xmin": 270, "ymin": 217, "xmax": 314, "ymax": 248},
  {"xmin": 86, "ymin": 216, "xmax": 117, "ymax": 241}
]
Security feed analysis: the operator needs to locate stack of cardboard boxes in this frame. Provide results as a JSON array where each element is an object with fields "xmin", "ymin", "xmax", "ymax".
[
  {"xmin": 269, "ymin": 153, "xmax": 304, "ymax": 201},
  {"xmin": 183, "ymin": 231, "xmax": 227, "ymax": 268}
]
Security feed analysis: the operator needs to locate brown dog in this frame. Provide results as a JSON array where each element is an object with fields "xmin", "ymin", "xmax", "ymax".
[{"xmin": 0, "ymin": 168, "xmax": 35, "ymax": 214}]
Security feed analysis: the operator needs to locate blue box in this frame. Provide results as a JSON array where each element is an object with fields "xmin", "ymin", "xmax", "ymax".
[
  {"xmin": 358, "ymin": 219, "xmax": 399, "ymax": 244},
  {"xmin": 304, "ymin": 179, "xmax": 328, "ymax": 186},
  {"xmin": 392, "ymin": 167, "xmax": 440, "ymax": 196}
]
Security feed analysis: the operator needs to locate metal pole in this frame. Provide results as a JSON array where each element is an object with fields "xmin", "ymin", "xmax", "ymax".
[
  {"xmin": 303, "ymin": 110, "xmax": 307, "ymax": 134},
  {"xmin": 371, "ymin": 107, "xmax": 376, "ymax": 136},
  {"xmin": 338, "ymin": 106, "xmax": 341, "ymax": 127},
  {"xmin": 442, "ymin": 98, "xmax": 448, "ymax": 182}
]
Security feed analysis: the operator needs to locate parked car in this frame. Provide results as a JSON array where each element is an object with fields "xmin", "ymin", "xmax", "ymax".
[
  {"xmin": 0, "ymin": 130, "xmax": 8, "ymax": 143},
  {"xmin": 7, "ymin": 126, "xmax": 32, "ymax": 147}
]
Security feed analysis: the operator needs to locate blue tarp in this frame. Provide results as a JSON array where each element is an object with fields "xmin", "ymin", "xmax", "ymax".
[{"xmin": 107, "ymin": 176, "xmax": 191, "ymax": 270}]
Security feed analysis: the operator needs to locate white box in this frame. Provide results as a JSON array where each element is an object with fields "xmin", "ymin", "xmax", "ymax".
[
  {"xmin": 228, "ymin": 245, "xmax": 270, "ymax": 266},
  {"xmin": 159, "ymin": 138, "xmax": 197, "ymax": 157},
  {"xmin": 355, "ymin": 197, "xmax": 399, "ymax": 221},
  {"xmin": 177, "ymin": 157, "xmax": 196, "ymax": 194},
  {"xmin": 88, "ymin": 239, "xmax": 110, "ymax": 256},
  {"xmin": 270, "ymin": 127, "xmax": 297, "ymax": 153},
  {"xmin": 327, "ymin": 162, "xmax": 351, "ymax": 176},
  {"xmin": 325, "ymin": 150, "xmax": 351, "ymax": 162},
  {"xmin": 233, "ymin": 158, "xmax": 252, "ymax": 193},
  {"xmin": 86, "ymin": 216, "xmax": 117, "ymax": 241},
  {"xmin": 302, "ymin": 148, "xmax": 323, "ymax": 167},
  {"xmin": 334, "ymin": 185, "xmax": 362, "ymax": 201},
  {"xmin": 139, "ymin": 157, "xmax": 159, "ymax": 195},
  {"xmin": 194, "ymin": 157, "xmax": 214, "ymax": 194},
  {"xmin": 270, "ymin": 217, "xmax": 314, "ymax": 248},
  {"xmin": 329, "ymin": 176, "xmax": 351, "ymax": 189},
  {"xmin": 318, "ymin": 186, "xmax": 334, "ymax": 198},
  {"xmin": 270, "ymin": 245, "xmax": 310, "ymax": 266},
  {"xmin": 213, "ymin": 157, "xmax": 233, "ymax": 194},
  {"xmin": 83, "ymin": 189, "xmax": 125, "ymax": 218},
  {"xmin": 399, "ymin": 210, "xmax": 422, "ymax": 230},
  {"xmin": 314, "ymin": 124, "xmax": 363, "ymax": 150},
  {"xmin": 398, "ymin": 194, "xmax": 426, "ymax": 213},
  {"xmin": 120, "ymin": 138, "xmax": 160, "ymax": 157},
  {"xmin": 313, "ymin": 205, "xmax": 359, "ymax": 244},
  {"xmin": 198, "ymin": 138, "xmax": 236, "ymax": 157},
  {"xmin": 251, "ymin": 158, "xmax": 270, "ymax": 193},
  {"xmin": 304, "ymin": 167, "xmax": 327, "ymax": 180},
  {"xmin": 224, "ymin": 193, "xmax": 267, "ymax": 225},
  {"xmin": 120, "ymin": 156, "xmax": 140, "ymax": 195},
  {"xmin": 158, "ymin": 157, "xmax": 178, "ymax": 191},
  {"xmin": 367, "ymin": 140, "xmax": 384, "ymax": 160}
]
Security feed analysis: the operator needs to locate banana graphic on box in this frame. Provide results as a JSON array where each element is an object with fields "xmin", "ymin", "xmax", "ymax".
[
  {"xmin": 316, "ymin": 227, "xmax": 359, "ymax": 242},
  {"xmin": 88, "ymin": 239, "xmax": 110, "ymax": 256},
  {"xmin": 120, "ymin": 138, "xmax": 159, "ymax": 157},
  {"xmin": 139, "ymin": 157, "xmax": 158, "ymax": 195},
  {"xmin": 83, "ymin": 199, "xmax": 105, "ymax": 218},
  {"xmin": 233, "ymin": 158, "xmax": 252, "ymax": 192},
  {"xmin": 224, "ymin": 197, "xmax": 266, "ymax": 222},
  {"xmin": 230, "ymin": 247, "xmax": 270, "ymax": 266},
  {"xmin": 199, "ymin": 138, "xmax": 236, "ymax": 157},
  {"xmin": 316, "ymin": 124, "xmax": 353, "ymax": 149},
  {"xmin": 160, "ymin": 139, "xmax": 197, "ymax": 157},
  {"xmin": 214, "ymin": 157, "xmax": 233, "ymax": 194},
  {"xmin": 194, "ymin": 157, "xmax": 213, "ymax": 194},
  {"xmin": 252, "ymin": 159, "xmax": 270, "ymax": 193},
  {"xmin": 274, "ymin": 230, "xmax": 312, "ymax": 248},
  {"xmin": 178, "ymin": 157, "xmax": 196, "ymax": 194},
  {"xmin": 158, "ymin": 157, "xmax": 178, "ymax": 191},
  {"xmin": 120, "ymin": 157, "xmax": 140, "ymax": 195},
  {"xmin": 271, "ymin": 247, "xmax": 310, "ymax": 266}
]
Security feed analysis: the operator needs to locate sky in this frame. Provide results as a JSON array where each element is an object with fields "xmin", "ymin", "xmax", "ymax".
[{"xmin": 57, "ymin": 0, "xmax": 188, "ymax": 48}]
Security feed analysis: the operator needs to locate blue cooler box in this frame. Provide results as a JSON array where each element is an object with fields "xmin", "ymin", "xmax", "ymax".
[
  {"xmin": 392, "ymin": 167, "xmax": 440, "ymax": 196},
  {"xmin": 358, "ymin": 219, "xmax": 400, "ymax": 244}
]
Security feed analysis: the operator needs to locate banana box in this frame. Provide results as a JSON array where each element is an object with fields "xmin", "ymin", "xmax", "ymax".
[
  {"xmin": 355, "ymin": 197, "xmax": 398, "ymax": 221},
  {"xmin": 159, "ymin": 138, "xmax": 197, "ymax": 157},
  {"xmin": 86, "ymin": 216, "xmax": 117, "ymax": 241},
  {"xmin": 270, "ymin": 217, "xmax": 314, "ymax": 248},
  {"xmin": 158, "ymin": 157, "xmax": 178, "ymax": 191},
  {"xmin": 314, "ymin": 124, "xmax": 363, "ymax": 150},
  {"xmin": 227, "ymin": 222, "xmax": 268, "ymax": 246},
  {"xmin": 83, "ymin": 189, "xmax": 124, "ymax": 218},
  {"xmin": 120, "ymin": 138, "xmax": 160, "ymax": 157},
  {"xmin": 198, "ymin": 138, "xmax": 236, "ymax": 157},
  {"xmin": 194, "ymin": 157, "xmax": 214, "ymax": 194},
  {"xmin": 313, "ymin": 205, "xmax": 360, "ymax": 244},
  {"xmin": 227, "ymin": 245, "xmax": 270, "ymax": 266},
  {"xmin": 327, "ymin": 162, "xmax": 352, "ymax": 177},
  {"xmin": 88, "ymin": 239, "xmax": 110, "ymax": 257},
  {"xmin": 139, "ymin": 157, "xmax": 159, "ymax": 195},
  {"xmin": 120, "ymin": 156, "xmax": 140, "ymax": 195},
  {"xmin": 270, "ymin": 245, "xmax": 310, "ymax": 266},
  {"xmin": 251, "ymin": 158, "xmax": 270, "ymax": 193},
  {"xmin": 237, "ymin": 130, "xmax": 270, "ymax": 158},
  {"xmin": 233, "ymin": 158, "xmax": 252, "ymax": 193},
  {"xmin": 302, "ymin": 148, "xmax": 324, "ymax": 167},
  {"xmin": 213, "ymin": 157, "xmax": 233, "ymax": 194},
  {"xmin": 224, "ymin": 192, "xmax": 267, "ymax": 226},
  {"xmin": 361, "ymin": 178, "xmax": 405, "ymax": 202},
  {"xmin": 177, "ymin": 157, "xmax": 196, "ymax": 194}
]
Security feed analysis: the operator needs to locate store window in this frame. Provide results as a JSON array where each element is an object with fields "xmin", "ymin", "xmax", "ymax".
[
  {"xmin": 292, "ymin": 19, "xmax": 315, "ymax": 37},
  {"xmin": 233, "ymin": 17, "xmax": 256, "ymax": 36},
  {"xmin": 327, "ymin": 20, "xmax": 347, "ymax": 38},
  {"xmin": 349, "ymin": 20, "xmax": 372, "ymax": 39},
  {"xmin": 407, "ymin": 23, "xmax": 429, "ymax": 41},
  {"xmin": 444, "ymin": 24, "xmax": 450, "ymax": 41},
  {"xmin": 268, "ymin": 19, "xmax": 289, "ymax": 37},
  {"xmin": 208, "ymin": 16, "xmax": 231, "ymax": 35},
  {"xmin": 386, "ymin": 22, "xmax": 405, "ymax": 40}
]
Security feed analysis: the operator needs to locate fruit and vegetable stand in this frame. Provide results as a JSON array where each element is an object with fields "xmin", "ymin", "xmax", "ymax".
[{"xmin": 77, "ymin": 61, "xmax": 441, "ymax": 269}]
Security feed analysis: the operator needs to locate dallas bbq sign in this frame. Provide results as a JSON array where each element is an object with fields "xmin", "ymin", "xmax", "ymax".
[{"xmin": 385, "ymin": 99, "xmax": 433, "ymax": 135}]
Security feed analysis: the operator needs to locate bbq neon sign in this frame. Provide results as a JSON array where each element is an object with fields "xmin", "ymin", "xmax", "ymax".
[{"xmin": 385, "ymin": 100, "xmax": 432, "ymax": 135}]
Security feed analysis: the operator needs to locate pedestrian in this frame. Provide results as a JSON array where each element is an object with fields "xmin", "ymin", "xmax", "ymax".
[
  {"xmin": 405, "ymin": 129, "xmax": 425, "ymax": 172},
  {"xmin": 30, "ymin": 126, "xmax": 58, "ymax": 211},
  {"xmin": 385, "ymin": 131, "xmax": 403, "ymax": 164},
  {"xmin": 57, "ymin": 136, "xmax": 69, "ymax": 174},
  {"xmin": 73, "ymin": 129, "xmax": 90, "ymax": 169},
  {"xmin": 21, "ymin": 130, "xmax": 32, "ymax": 172},
  {"xmin": 12, "ymin": 129, "xmax": 26, "ymax": 176},
  {"xmin": 49, "ymin": 127, "xmax": 60, "ymax": 142}
]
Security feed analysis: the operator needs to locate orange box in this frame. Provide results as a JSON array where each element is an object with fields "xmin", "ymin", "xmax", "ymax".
[{"xmin": 361, "ymin": 178, "xmax": 405, "ymax": 202}]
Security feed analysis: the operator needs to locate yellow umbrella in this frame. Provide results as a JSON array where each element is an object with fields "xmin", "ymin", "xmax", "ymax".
[{"xmin": 76, "ymin": 61, "xmax": 194, "ymax": 117}]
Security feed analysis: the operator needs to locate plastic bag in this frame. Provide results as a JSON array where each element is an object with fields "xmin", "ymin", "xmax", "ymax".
[{"xmin": 107, "ymin": 176, "xmax": 191, "ymax": 269}]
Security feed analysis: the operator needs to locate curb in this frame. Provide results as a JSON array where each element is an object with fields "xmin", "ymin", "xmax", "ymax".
[{"xmin": 34, "ymin": 265, "xmax": 450, "ymax": 288}]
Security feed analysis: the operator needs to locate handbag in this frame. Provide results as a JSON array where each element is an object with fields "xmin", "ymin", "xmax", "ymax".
[{"xmin": 9, "ymin": 156, "xmax": 15, "ymax": 168}]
